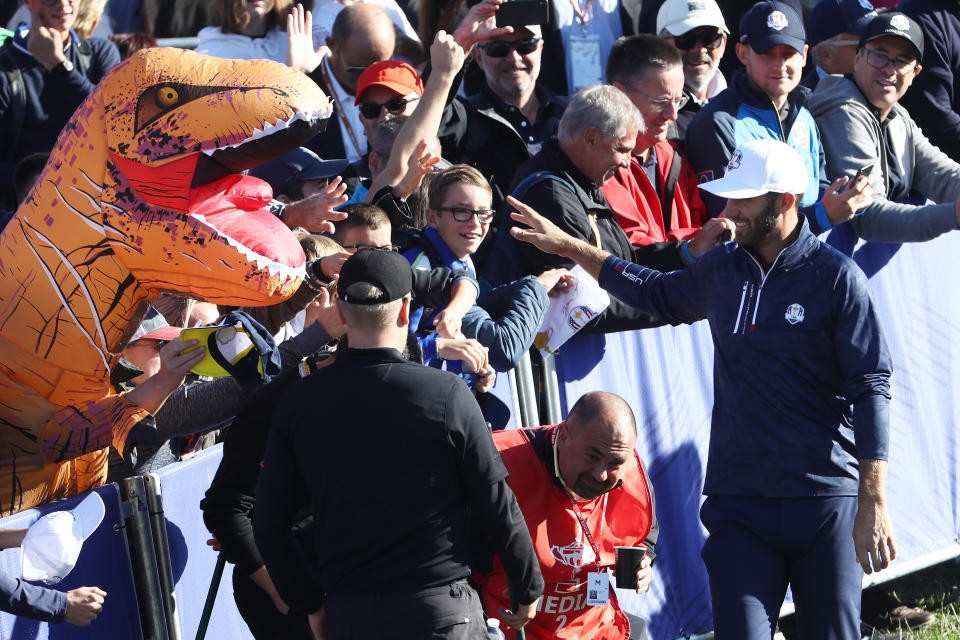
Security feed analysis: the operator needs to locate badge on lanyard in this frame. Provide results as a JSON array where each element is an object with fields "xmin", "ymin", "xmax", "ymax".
[
  {"xmin": 586, "ymin": 571, "xmax": 609, "ymax": 606},
  {"xmin": 569, "ymin": 33, "xmax": 603, "ymax": 91}
]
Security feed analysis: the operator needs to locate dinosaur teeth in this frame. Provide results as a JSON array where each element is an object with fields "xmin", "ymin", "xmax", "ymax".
[
  {"xmin": 202, "ymin": 105, "xmax": 334, "ymax": 156},
  {"xmin": 209, "ymin": 225, "xmax": 306, "ymax": 284}
]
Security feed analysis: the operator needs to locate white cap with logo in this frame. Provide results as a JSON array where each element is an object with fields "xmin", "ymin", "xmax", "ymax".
[
  {"xmin": 699, "ymin": 139, "xmax": 808, "ymax": 199},
  {"xmin": 21, "ymin": 492, "xmax": 105, "ymax": 585},
  {"xmin": 657, "ymin": 0, "xmax": 729, "ymax": 36}
]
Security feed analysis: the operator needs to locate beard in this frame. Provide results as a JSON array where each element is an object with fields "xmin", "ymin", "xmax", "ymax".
[
  {"xmin": 735, "ymin": 195, "xmax": 780, "ymax": 249},
  {"xmin": 572, "ymin": 473, "xmax": 616, "ymax": 500}
]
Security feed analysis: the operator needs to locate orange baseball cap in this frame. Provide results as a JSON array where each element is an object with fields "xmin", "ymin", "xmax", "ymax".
[{"xmin": 356, "ymin": 61, "xmax": 424, "ymax": 103}]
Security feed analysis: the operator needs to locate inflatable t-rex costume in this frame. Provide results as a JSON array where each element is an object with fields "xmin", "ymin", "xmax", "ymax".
[{"xmin": 0, "ymin": 48, "xmax": 331, "ymax": 514}]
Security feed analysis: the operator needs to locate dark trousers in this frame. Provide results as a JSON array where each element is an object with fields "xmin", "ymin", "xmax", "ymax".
[
  {"xmin": 325, "ymin": 579, "xmax": 489, "ymax": 639},
  {"xmin": 232, "ymin": 567, "xmax": 314, "ymax": 640},
  {"xmin": 700, "ymin": 495, "xmax": 862, "ymax": 640}
]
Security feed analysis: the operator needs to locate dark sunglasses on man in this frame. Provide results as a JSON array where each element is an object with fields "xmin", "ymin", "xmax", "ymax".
[
  {"xmin": 674, "ymin": 28, "xmax": 724, "ymax": 51},
  {"xmin": 359, "ymin": 96, "xmax": 418, "ymax": 120},
  {"xmin": 476, "ymin": 37, "xmax": 541, "ymax": 58}
]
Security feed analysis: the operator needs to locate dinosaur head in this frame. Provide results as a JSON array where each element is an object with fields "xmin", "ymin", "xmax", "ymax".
[{"xmin": 95, "ymin": 48, "xmax": 332, "ymax": 303}]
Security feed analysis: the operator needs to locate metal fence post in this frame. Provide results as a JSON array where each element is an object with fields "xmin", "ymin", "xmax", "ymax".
[
  {"xmin": 144, "ymin": 474, "xmax": 183, "ymax": 640},
  {"xmin": 122, "ymin": 476, "xmax": 170, "ymax": 640}
]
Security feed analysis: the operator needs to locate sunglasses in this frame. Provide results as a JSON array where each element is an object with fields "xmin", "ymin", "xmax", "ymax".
[
  {"xmin": 476, "ymin": 37, "xmax": 541, "ymax": 58},
  {"xmin": 674, "ymin": 29, "xmax": 724, "ymax": 51},
  {"xmin": 358, "ymin": 96, "xmax": 418, "ymax": 120}
]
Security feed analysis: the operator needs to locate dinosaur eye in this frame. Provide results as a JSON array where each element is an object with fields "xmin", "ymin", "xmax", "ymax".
[{"xmin": 155, "ymin": 86, "xmax": 179, "ymax": 108}]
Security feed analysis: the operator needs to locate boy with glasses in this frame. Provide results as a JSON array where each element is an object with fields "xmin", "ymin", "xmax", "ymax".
[
  {"xmin": 403, "ymin": 164, "xmax": 568, "ymax": 390},
  {"xmin": 655, "ymin": 0, "xmax": 729, "ymax": 142},
  {"xmin": 809, "ymin": 12, "xmax": 960, "ymax": 243}
]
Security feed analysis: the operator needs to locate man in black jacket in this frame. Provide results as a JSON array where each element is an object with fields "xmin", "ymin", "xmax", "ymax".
[
  {"xmin": 440, "ymin": 24, "xmax": 567, "ymax": 204},
  {"xmin": 253, "ymin": 250, "xmax": 543, "ymax": 639},
  {"xmin": 0, "ymin": 0, "xmax": 119, "ymax": 207},
  {"xmin": 481, "ymin": 84, "xmax": 732, "ymax": 333}
]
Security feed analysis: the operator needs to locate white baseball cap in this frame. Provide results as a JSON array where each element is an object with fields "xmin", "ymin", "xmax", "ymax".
[
  {"xmin": 699, "ymin": 139, "xmax": 808, "ymax": 199},
  {"xmin": 21, "ymin": 492, "xmax": 105, "ymax": 584},
  {"xmin": 657, "ymin": 0, "xmax": 729, "ymax": 36}
]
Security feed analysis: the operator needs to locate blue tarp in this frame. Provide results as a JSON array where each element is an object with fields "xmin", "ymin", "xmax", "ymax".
[{"xmin": 0, "ymin": 484, "xmax": 142, "ymax": 640}]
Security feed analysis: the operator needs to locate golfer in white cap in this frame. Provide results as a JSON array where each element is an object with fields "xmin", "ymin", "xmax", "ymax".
[{"xmin": 506, "ymin": 138, "xmax": 895, "ymax": 640}]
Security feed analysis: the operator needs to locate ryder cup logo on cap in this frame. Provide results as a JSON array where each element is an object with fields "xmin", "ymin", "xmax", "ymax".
[
  {"xmin": 860, "ymin": 12, "xmax": 924, "ymax": 58},
  {"xmin": 890, "ymin": 14, "xmax": 910, "ymax": 30},
  {"xmin": 727, "ymin": 150, "xmax": 743, "ymax": 171},
  {"xmin": 739, "ymin": 1, "xmax": 805, "ymax": 53},
  {"xmin": 767, "ymin": 10, "xmax": 788, "ymax": 30},
  {"xmin": 699, "ymin": 139, "xmax": 808, "ymax": 199},
  {"xmin": 21, "ymin": 492, "xmax": 105, "ymax": 584}
]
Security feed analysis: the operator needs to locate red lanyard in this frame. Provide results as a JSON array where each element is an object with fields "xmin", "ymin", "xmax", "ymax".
[{"xmin": 552, "ymin": 427, "xmax": 608, "ymax": 568}]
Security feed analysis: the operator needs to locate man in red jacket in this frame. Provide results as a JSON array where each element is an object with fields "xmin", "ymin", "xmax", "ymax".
[
  {"xmin": 476, "ymin": 391, "xmax": 658, "ymax": 640},
  {"xmin": 603, "ymin": 35, "xmax": 711, "ymax": 253}
]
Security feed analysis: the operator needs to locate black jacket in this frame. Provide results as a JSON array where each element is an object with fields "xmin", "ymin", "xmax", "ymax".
[
  {"xmin": 480, "ymin": 139, "xmax": 690, "ymax": 333},
  {"xmin": 439, "ymin": 84, "xmax": 567, "ymax": 205},
  {"xmin": 253, "ymin": 347, "xmax": 544, "ymax": 612},
  {"xmin": 900, "ymin": 0, "xmax": 960, "ymax": 162}
]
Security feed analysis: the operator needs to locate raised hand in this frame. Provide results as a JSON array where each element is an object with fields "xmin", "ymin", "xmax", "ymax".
[
  {"xmin": 286, "ymin": 4, "xmax": 328, "ymax": 73},
  {"xmin": 282, "ymin": 177, "xmax": 349, "ymax": 232},
  {"xmin": 453, "ymin": 0, "xmax": 514, "ymax": 52}
]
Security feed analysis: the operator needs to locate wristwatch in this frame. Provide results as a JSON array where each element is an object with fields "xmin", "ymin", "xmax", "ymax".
[{"xmin": 49, "ymin": 59, "xmax": 74, "ymax": 77}]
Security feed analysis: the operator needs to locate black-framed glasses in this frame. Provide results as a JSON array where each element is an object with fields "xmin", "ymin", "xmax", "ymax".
[
  {"xmin": 438, "ymin": 206, "xmax": 495, "ymax": 223},
  {"xmin": 345, "ymin": 243, "xmax": 399, "ymax": 252},
  {"xmin": 862, "ymin": 48, "xmax": 918, "ymax": 74},
  {"xmin": 621, "ymin": 84, "xmax": 690, "ymax": 112},
  {"xmin": 476, "ymin": 37, "xmax": 541, "ymax": 58},
  {"xmin": 673, "ymin": 28, "xmax": 724, "ymax": 51},
  {"xmin": 358, "ymin": 96, "xmax": 418, "ymax": 119}
]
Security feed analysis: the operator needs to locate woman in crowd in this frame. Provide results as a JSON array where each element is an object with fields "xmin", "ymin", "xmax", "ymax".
[{"xmin": 195, "ymin": 0, "xmax": 294, "ymax": 62}]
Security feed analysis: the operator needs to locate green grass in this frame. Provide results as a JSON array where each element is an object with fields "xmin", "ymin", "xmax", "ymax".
[
  {"xmin": 881, "ymin": 559, "xmax": 960, "ymax": 639},
  {"xmin": 779, "ymin": 558, "xmax": 960, "ymax": 639}
]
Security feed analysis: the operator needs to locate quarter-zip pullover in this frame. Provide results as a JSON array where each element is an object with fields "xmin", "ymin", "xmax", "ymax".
[{"xmin": 597, "ymin": 217, "xmax": 892, "ymax": 497}]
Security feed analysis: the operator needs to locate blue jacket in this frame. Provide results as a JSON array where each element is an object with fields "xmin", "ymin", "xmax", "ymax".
[
  {"xmin": 686, "ymin": 68, "xmax": 833, "ymax": 233},
  {"xmin": 404, "ymin": 227, "xmax": 549, "ymax": 373},
  {"xmin": 0, "ymin": 574, "xmax": 67, "ymax": 623},
  {"xmin": 597, "ymin": 217, "xmax": 892, "ymax": 497}
]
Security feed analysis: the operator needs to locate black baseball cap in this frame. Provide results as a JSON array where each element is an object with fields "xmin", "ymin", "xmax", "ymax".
[
  {"xmin": 739, "ymin": 1, "xmax": 806, "ymax": 54},
  {"xmin": 338, "ymin": 250, "xmax": 413, "ymax": 305},
  {"xmin": 859, "ymin": 12, "xmax": 924, "ymax": 59},
  {"xmin": 249, "ymin": 147, "xmax": 348, "ymax": 198}
]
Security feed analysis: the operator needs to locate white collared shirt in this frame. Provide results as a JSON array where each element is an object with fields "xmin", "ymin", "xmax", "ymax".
[{"xmin": 324, "ymin": 58, "xmax": 366, "ymax": 163}]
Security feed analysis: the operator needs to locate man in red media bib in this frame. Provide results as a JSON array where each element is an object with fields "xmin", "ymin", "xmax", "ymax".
[{"xmin": 476, "ymin": 391, "xmax": 658, "ymax": 640}]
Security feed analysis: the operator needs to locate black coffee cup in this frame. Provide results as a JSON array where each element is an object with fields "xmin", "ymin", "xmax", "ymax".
[{"xmin": 614, "ymin": 546, "xmax": 655, "ymax": 589}]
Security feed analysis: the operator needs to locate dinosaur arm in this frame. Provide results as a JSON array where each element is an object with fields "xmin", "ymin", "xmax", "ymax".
[{"xmin": 40, "ymin": 393, "xmax": 150, "ymax": 464}]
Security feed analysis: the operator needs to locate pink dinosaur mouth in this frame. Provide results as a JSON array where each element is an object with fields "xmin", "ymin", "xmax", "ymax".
[{"xmin": 187, "ymin": 173, "xmax": 306, "ymax": 275}]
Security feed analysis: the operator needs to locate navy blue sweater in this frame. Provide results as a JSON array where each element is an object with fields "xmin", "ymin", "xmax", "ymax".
[
  {"xmin": 598, "ymin": 217, "xmax": 892, "ymax": 497},
  {"xmin": 0, "ymin": 574, "xmax": 67, "ymax": 622}
]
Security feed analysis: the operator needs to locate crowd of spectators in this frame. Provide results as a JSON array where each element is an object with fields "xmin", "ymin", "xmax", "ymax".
[{"xmin": 1, "ymin": 0, "xmax": 959, "ymax": 634}]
